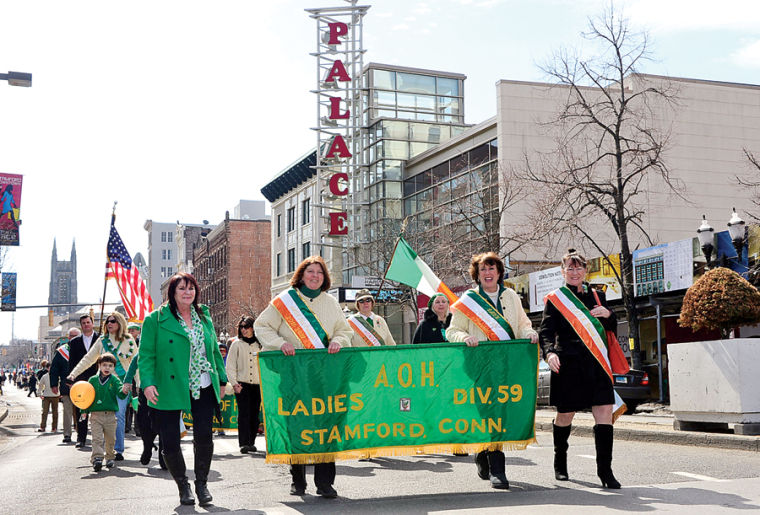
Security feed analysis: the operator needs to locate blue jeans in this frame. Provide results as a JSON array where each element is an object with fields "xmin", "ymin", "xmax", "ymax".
[{"xmin": 115, "ymin": 395, "xmax": 129, "ymax": 453}]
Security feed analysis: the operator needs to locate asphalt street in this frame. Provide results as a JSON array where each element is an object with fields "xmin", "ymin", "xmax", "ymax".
[{"xmin": 2, "ymin": 383, "xmax": 760, "ymax": 514}]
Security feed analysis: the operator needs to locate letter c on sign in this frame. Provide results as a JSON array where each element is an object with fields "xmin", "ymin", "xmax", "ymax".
[{"xmin": 329, "ymin": 173, "xmax": 349, "ymax": 196}]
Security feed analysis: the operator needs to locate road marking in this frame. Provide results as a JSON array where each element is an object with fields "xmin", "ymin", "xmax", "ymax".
[
  {"xmin": 671, "ymin": 471, "xmax": 730, "ymax": 482},
  {"xmin": 578, "ymin": 454, "xmax": 595, "ymax": 459}
]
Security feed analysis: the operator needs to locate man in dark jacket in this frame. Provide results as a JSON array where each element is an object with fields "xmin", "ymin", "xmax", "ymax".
[
  {"xmin": 50, "ymin": 328, "xmax": 81, "ymax": 443},
  {"xmin": 66, "ymin": 315, "xmax": 99, "ymax": 448}
]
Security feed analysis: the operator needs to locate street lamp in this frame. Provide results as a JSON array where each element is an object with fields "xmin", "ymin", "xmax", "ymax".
[
  {"xmin": 0, "ymin": 71, "xmax": 32, "ymax": 87},
  {"xmin": 697, "ymin": 215, "xmax": 714, "ymax": 268},
  {"xmin": 727, "ymin": 207, "xmax": 746, "ymax": 260}
]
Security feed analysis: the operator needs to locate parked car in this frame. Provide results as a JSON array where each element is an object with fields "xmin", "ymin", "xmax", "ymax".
[{"xmin": 535, "ymin": 361, "xmax": 651, "ymax": 412}]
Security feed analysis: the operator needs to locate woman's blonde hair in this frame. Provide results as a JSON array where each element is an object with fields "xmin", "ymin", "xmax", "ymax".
[{"xmin": 104, "ymin": 311, "xmax": 128, "ymax": 342}]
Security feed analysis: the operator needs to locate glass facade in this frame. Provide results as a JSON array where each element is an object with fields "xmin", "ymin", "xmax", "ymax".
[
  {"xmin": 344, "ymin": 65, "xmax": 469, "ymax": 284},
  {"xmin": 403, "ymin": 139, "xmax": 500, "ymax": 265}
]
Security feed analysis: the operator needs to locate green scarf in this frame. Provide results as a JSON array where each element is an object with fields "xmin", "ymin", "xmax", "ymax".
[{"xmin": 179, "ymin": 308, "xmax": 213, "ymax": 400}]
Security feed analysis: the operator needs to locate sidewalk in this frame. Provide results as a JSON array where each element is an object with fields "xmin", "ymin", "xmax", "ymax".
[{"xmin": 535, "ymin": 403, "xmax": 760, "ymax": 452}]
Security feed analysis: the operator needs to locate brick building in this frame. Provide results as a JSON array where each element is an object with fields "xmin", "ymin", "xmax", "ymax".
[{"xmin": 192, "ymin": 212, "xmax": 271, "ymax": 340}]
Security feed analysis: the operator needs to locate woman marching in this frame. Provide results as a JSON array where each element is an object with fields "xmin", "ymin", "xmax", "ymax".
[
  {"xmin": 348, "ymin": 289, "xmax": 397, "ymax": 347},
  {"xmin": 413, "ymin": 293, "xmax": 451, "ymax": 344},
  {"xmin": 68, "ymin": 311, "xmax": 138, "ymax": 461},
  {"xmin": 447, "ymin": 252, "xmax": 538, "ymax": 489},
  {"xmin": 254, "ymin": 255, "xmax": 353, "ymax": 499},
  {"xmin": 139, "ymin": 272, "xmax": 228, "ymax": 506},
  {"xmin": 539, "ymin": 248, "xmax": 621, "ymax": 489},
  {"xmin": 226, "ymin": 315, "xmax": 263, "ymax": 454}
]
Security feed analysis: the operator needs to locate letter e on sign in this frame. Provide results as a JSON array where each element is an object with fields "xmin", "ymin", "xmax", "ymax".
[{"xmin": 329, "ymin": 212, "xmax": 348, "ymax": 235}]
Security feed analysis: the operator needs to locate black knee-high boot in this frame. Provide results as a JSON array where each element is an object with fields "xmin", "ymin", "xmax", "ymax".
[
  {"xmin": 193, "ymin": 442, "xmax": 214, "ymax": 506},
  {"xmin": 553, "ymin": 423, "xmax": 571, "ymax": 480},
  {"xmin": 593, "ymin": 424, "xmax": 621, "ymax": 489},
  {"xmin": 474, "ymin": 451, "xmax": 490, "ymax": 480},
  {"xmin": 162, "ymin": 451, "xmax": 195, "ymax": 505}
]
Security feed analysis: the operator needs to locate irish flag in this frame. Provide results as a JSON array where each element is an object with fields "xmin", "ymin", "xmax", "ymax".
[{"xmin": 385, "ymin": 237, "xmax": 458, "ymax": 304}]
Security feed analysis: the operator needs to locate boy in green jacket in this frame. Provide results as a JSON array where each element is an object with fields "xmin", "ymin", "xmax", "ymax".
[{"xmin": 86, "ymin": 353, "xmax": 129, "ymax": 471}]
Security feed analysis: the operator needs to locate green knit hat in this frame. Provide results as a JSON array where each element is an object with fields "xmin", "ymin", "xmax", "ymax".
[{"xmin": 428, "ymin": 293, "xmax": 447, "ymax": 309}]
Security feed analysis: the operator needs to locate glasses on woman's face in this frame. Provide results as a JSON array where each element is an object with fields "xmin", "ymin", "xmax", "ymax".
[
  {"xmin": 358, "ymin": 299, "xmax": 372, "ymax": 304},
  {"xmin": 106, "ymin": 319, "xmax": 117, "ymax": 324}
]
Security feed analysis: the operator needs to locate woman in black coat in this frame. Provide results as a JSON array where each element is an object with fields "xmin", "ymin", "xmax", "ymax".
[
  {"xmin": 413, "ymin": 293, "xmax": 451, "ymax": 344},
  {"xmin": 539, "ymin": 248, "xmax": 620, "ymax": 489}
]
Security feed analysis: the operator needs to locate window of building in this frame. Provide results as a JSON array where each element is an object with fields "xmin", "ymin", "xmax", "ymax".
[
  {"xmin": 167, "ymin": 249, "xmax": 172, "ymax": 261},
  {"xmin": 160, "ymin": 266, "xmax": 167, "ymax": 278},
  {"xmin": 436, "ymin": 77, "xmax": 459, "ymax": 96},
  {"xmin": 167, "ymin": 232, "xmax": 173, "ymax": 242},
  {"xmin": 469, "ymin": 143, "xmax": 490, "ymax": 167},
  {"xmin": 161, "ymin": 232, "xmax": 167, "ymax": 242},
  {"xmin": 372, "ymin": 69, "xmax": 396, "ymax": 90},
  {"xmin": 276, "ymin": 253, "xmax": 281, "ymax": 276},
  {"xmin": 287, "ymin": 248, "xmax": 296, "ymax": 273},
  {"xmin": 277, "ymin": 214, "xmax": 282, "ymax": 237},
  {"xmin": 162, "ymin": 249, "xmax": 167, "ymax": 260},
  {"xmin": 302, "ymin": 241, "xmax": 311, "ymax": 259},
  {"xmin": 397, "ymin": 72, "xmax": 436, "ymax": 95},
  {"xmin": 302, "ymin": 198, "xmax": 310, "ymax": 225},
  {"xmin": 287, "ymin": 207, "xmax": 295, "ymax": 232},
  {"xmin": 167, "ymin": 266, "xmax": 173, "ymax": 275}
]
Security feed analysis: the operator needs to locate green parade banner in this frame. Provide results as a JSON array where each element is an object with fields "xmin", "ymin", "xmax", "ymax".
[
  {"xmin": 183, "ymin": 393, "xmax": 239, "ymax": 431},
  {"xmin": 258, "ymin": 341, "xmax": 539, "ymax": 465}
]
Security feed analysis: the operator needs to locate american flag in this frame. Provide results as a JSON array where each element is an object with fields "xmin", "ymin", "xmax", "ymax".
[{"xmin": 106, "ymin": 223, "xmax": 154, "ymax": 321}]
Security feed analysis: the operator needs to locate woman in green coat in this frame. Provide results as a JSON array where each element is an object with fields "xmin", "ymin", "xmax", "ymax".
[{"xmin": 139, "ymin": 272, "xmax": 227, "ymax": 507}]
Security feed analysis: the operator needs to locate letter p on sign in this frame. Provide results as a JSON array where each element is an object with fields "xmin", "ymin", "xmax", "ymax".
[{"xmin": 327, "ymin": 22, "xmax": 348, "ymax": 44}]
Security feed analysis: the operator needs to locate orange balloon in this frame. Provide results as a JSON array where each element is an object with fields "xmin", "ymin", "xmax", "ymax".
[{"xmin": 70, "ymin": 380, "xmax": 95, "ymax": 410}]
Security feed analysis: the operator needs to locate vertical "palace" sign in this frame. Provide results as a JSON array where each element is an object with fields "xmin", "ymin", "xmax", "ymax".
[{"xmin": 306, "ymin": 3, "xmax": 368, "ymax": 237}]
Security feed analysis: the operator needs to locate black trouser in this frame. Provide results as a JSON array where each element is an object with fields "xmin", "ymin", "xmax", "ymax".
[
  {"xmin": 153, "ymin": 385, "xmax": 216, "ymax": 454},
  {"xmin": 291, "ymin": 462, "xmax": 336, "ymax": 490},
  {"xmin": 74, "ymin": 406, "xmax": 89, "ymax": 444},
  {"xmin": 138, "ymin": 388, "xmax": 159, "ymax": 452},
  {"xmin": 234, "ymin": 382, "xmax": 261, "ymax": 448}
]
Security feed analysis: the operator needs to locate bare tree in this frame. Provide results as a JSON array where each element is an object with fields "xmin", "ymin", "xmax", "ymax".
[
  {"xmin": 737, "ymin": 149, "xmax": 760, "ymax": 221},
  {"xmin": 520, "ymin": 6, "xmax": 680, "ymax": 369}
]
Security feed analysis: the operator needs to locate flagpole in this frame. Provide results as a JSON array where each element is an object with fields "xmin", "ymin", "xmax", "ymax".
[
  {"xmin": 375, "ymin": 217, "xmax": 408, "ymax": 298},
  {"xmin": 98, "ymin": 202, "xmax": 117, "ymax": 334}
]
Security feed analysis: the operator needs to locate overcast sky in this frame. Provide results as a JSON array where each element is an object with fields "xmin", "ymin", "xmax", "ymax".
[{"xmin": 1, "ymin": 0, "xmax": 758, "ymax": 342}]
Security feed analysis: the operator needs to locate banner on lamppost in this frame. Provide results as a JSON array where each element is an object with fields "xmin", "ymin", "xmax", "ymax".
[
  {"xmin": 1, "ymin": 272, "xmax": 17, "ymax": 311},
  {"xmin": 258, "ymin": 341, "xmax": 538, "ymax": 464},
  {"xmin": 0, "ymin": 173, "xmax": 23, "ymax": 246}
]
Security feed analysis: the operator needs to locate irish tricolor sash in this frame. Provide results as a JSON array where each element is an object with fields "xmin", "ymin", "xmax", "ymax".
[
  {"xmin": 545, "ymin": 286, "xmax": 626, "ymax": 420},
  {"xmin": 451, "ymin": 289, "xmax": 515, "ymax": 341},
  {"xmin": 347, "ymin": 315, "xmax": 385, "ymax": 347},
  {"xmin": 272, "ymin": 288, "xmax": 328, "ymax": 349},
  {"xmin": 57, "ymin": 343, "xmax": 70, "ymax": 361}
]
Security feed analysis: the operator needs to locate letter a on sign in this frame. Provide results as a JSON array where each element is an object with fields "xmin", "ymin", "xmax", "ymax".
[
  {"xmin": 325, "ymin": 60, "xmax": 351, "ymax": 83},
  {"xmin": 325, "ymin": 135, "xmax": 352, "ymax": 159}
]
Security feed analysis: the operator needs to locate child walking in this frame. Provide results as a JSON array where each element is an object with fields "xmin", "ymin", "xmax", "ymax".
[{"xmin": 86, "ymin": 353, "xmax": 129, "ymax": 471}]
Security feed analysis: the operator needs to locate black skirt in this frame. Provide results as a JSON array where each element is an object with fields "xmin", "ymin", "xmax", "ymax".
[{"xmin": 549, "ymin": 351, "xmax": 614, "ymax": 412}]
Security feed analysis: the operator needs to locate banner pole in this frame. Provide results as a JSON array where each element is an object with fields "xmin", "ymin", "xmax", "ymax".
[{"xmin": 376, "ymin": 217, "xmax": 408, "ymax": 298}]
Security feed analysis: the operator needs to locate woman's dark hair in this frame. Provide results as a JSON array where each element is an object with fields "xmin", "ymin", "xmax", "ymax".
[
  {"xmin": 561, "ymin": 248, "xmax": 587, "ymax": 269},
  {"xmin": 167, "ymin": 272, "xmax": 206, "ymax": 321},
  {"xmin": 237, "ymin": 315, "xmax": 256, "ymax": 339},
  {"xmin": 290, "ymin": 255, "xmax": 331, "ymax": 291},
  {"xmin": 468, "ymin": 252, "xmax": 505, "ymax": 284}
]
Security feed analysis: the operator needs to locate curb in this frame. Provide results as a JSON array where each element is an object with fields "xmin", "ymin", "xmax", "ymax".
[
  {"xmin": 535, "ymin": 420, "xmax": 760, "ymax": 452},
  {"xmin": 0, "ymin": 406, "xmax": 8, "ymax": 424}
]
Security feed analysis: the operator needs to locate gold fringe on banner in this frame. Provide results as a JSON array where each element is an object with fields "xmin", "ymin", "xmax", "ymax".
[{"xmin": 264, "ymin": 438, "xmax": 538, "ymax": 465}]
